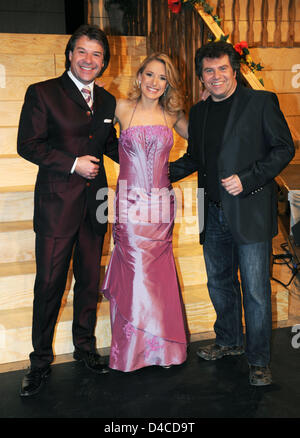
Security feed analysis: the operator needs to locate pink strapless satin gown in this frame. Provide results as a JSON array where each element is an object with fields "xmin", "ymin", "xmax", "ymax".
[{"xmin": 102, "ymin": 125, "xmax": 187, "ymax": 372}]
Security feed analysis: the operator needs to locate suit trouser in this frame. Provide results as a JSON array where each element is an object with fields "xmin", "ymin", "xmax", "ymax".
[{"xmin": 29, "ymin": 211, "xmax": 104, "ymax": 369}]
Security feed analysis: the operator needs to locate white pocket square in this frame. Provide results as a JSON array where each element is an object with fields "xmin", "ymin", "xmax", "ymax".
[{"xmin": 104, "ymin": 119, "xmax": 112, "ymax": 123}]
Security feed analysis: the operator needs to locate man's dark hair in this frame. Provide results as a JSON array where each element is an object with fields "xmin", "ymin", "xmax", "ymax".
[
  {"xmin": 65, "ymin": 24, "xmax": 110, "ymax": 76},
  {"xmin": 195, "ymin": 40, "xmax": 241, "ymax": 81}
]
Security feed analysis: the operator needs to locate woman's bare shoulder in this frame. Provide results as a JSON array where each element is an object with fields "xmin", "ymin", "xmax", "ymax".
[
  {"xmin": 115, "ymin": 99, "xmax": 136, "ymax": 127},
  {"xmin": 116, "ymin": 98, "xmax": 135, "ymax": 113}
]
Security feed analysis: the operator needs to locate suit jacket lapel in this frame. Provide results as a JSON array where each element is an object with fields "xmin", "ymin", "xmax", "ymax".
[
  {"xmin": 60, "ymin": 71, "xmax": 91, "ymax": 111},
  {"xmin": 92, "ymin": 84, "xmax": 103, "ymax": 116}
]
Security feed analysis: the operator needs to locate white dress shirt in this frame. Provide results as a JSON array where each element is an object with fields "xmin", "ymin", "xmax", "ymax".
[{"xmin": 67, "ymin": 70, "xmax": 95, "ymax": 173}]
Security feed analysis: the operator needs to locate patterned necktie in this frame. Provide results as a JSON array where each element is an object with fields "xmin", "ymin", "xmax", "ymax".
[{"xmin": 81, "ymin": 87, "xmax": 93, "ymax": 110}]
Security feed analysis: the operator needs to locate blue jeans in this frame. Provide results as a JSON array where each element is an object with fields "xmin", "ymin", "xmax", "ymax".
[{"xmin": 203, "ymin": 204, "xmax": 272, "ymax": 366}]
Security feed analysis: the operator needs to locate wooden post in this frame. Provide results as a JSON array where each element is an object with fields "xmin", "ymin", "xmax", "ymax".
[
  {"xmin": 247, "ymin": 0, "xmax": 254, "ymax": 47},
  {"xmin": 261, "ymin": 0, "xmax": 269, "ymax": 47},
  {"xmin": 147, "ymin": 0, "xmax": 152, "ymax": 36},
  {"xmin": 274, "ymin": 0, "xmax": 282, "ymax": 47},
  {"xmin": 216, "ymin": 0, "xmax": 225, "ymax": 26},
  {"xmin": 287, "ymin": 0, "xmax": 296, "ymax": 47},
  {"xmin": 232, "ymin": 0, "xmax": 240, "ymax": 45}
]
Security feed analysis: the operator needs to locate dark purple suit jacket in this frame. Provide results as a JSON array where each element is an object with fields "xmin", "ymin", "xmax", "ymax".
[{"xmin": 17, "ymin": 71, "xmax": 118, "ymax": 237}]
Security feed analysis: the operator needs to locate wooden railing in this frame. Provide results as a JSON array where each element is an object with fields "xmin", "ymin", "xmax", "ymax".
[
  {"xmin": 103, "ymin": 0, "xmax": 299, "ymax": 49},
  {"xmin": 215, "ymin": 0, "xmax": 299, "ymax": 48}
]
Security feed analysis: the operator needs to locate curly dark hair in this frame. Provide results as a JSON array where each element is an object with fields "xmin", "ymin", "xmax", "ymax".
[
  {"xmin": 195, "ymin": 40, "xmax": 241, "ymax": 81},
  {"xmin": 65, "ymin": 24, "xmax": 110, "ymax": 77}
]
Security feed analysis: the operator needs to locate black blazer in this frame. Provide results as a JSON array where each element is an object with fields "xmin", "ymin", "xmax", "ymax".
[
  {"xmin": 170, "ymin": 84, "xmax": 295, "ymax": 244},
  {"xmin": 17, "ymin": 71, "xmax": 119, "ymax": 237}
]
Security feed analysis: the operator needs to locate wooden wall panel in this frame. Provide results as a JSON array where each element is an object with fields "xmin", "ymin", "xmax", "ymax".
[
  {"xmin": 0, "ymin": 54, "xmax": 55, "ymax": 77},
  {"xmin": 0, "ymin": 128, "xmax": 18, "ymax": 155},
  {"xmin": 0, "ymin": 76, "xmax": 50, "ymax": 101}
]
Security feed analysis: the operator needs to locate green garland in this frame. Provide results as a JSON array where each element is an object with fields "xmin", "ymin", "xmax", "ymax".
[{"xmin": 182, "ymin": 0, "xmax": 221, "ymax": 26}]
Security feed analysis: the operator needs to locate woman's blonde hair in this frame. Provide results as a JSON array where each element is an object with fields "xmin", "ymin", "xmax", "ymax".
[{"xmin": 128, "ymin": 53, "xmax": 185, "ymax": 115}]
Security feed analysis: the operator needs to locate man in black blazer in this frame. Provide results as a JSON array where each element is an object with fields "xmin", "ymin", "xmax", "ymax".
[
  {"xmin": 18, "ymin": 25, "xmax": 118, "ymax": 396},
  {"xmin": 170, "ymin": 41, "xmax": 294, "ymax": 386}
]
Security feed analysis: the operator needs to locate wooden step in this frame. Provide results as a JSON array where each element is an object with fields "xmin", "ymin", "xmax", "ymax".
[
  {"xmin": 0, "ymin": 241, "xmax": 204, "ymax": 310},
  {"xmin": 0, "ymin": 127, "xmax": 18, "ymax": 155},
  {"xmin": 0, "ymin": 278, "xmax": 288, "ymax": 365},
  {"xmin": 0, "ymin": 34, "xmax": 147, "ymax": 56},
  {"xmin": 0, "ymin": 156, "xmax": 120, "ymax": 189},
  {"xmin": 0, "ymin": 125, "xmax": 187, "ymax": 159},
  {"xmin": 0, "ymin": 257, "xmax": 113, "ymax": 312},
  {"xmin": 1, "ymin": 54, "xmax": 145, "ymax": 79},
  {"xmin": 277, "ymin": 93, "xmax": 300, "ymax": 117},
  {"xmin": 250, "ymin": 48, "xmax": 300, "ymax": 71},
  {"xmin": 0, "ymin": 220, "xmax": 35, "ymax": 263},
  {"xmin": 0, "ymin": 57, "xmax": 144, "ymax": 103},
  {"xmin": 0, "ymin": 189, "xmax": 33, "ymax": 222},
  {"xmin": 0, "ymin": 300, "xmax": 112, "ymax": 364},
  {"xmin": 260, "ymin": 70, "xmax": 300, "ymax": 94},
  {"xmin": 0, "ymin": 101, "xmax": 23, "ymax": 127},
  {"xmin": 0, "ymin": 282, "xmax": 214, "ymax": 364}
]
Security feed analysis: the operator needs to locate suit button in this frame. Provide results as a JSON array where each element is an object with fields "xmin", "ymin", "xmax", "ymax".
[
  {"xmin": 86, "ymin": 111, "xmax": 91, "ymax": 116},
  {"xmin": 86, "ymin": 182, "xmax": 91, "ymax": 187}
]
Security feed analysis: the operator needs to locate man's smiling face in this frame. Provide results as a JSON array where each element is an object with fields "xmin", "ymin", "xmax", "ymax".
[
  {"xmin": 69, "ymin": 35, "xmax": 104, "ymax": 85},
  {"xmin": 201, "ymin": 54, "xmax": 237, "ymax": 102}
]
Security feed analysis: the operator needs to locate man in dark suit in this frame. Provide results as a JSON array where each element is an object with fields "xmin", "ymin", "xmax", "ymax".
[
  {"xmin": 17, "ymin": 25, "xmax": 119, "ymax": 396},
  {"xmin": 170, "ymin": 41, "xmax": 294, "ymax": 386}
]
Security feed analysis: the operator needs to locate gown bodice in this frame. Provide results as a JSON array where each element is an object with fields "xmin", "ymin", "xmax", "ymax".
[{"xmin": 118, "ymin": 125, "xmax": 173, "ymax": 193}]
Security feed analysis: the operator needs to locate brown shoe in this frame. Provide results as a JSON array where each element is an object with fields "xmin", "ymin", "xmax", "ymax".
[
  {"xmin": 249, "ymin": 365, "xmax": 272, "ymax": 386},
  {"xmin": 196, "ymin": 343, "xmax": 244, "ymax": 361}
]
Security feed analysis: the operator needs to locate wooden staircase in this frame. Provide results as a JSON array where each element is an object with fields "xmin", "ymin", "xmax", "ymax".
[{"xmin": 0, "ymin": 32, "xmax": 290, "ymax": 366}]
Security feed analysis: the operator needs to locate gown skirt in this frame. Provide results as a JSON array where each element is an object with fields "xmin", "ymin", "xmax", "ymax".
[{"xmin": 102, "ymin": 125, "xmax": 187, "ymax": 372}]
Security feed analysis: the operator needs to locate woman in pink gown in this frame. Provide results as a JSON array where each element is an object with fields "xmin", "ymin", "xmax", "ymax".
[{"xmin": 102, "ymin": 53, "xmax": 189, "ymax": 372}]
